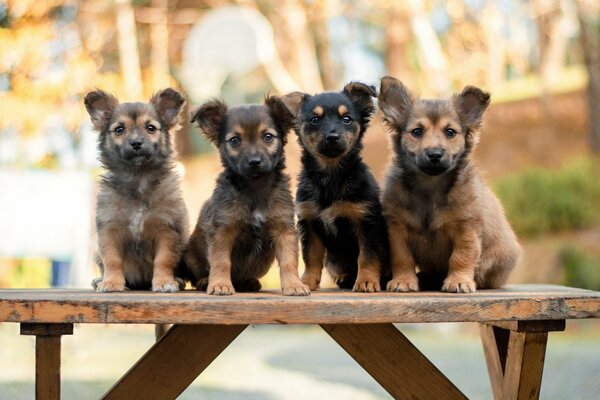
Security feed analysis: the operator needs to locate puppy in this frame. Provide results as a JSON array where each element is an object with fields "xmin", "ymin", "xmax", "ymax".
[
  {"xmin": 378, "ymin": 76, "xmax": 520, "ymax": 293},
  {"xmin": 283, "ymin": 83, "xmax": 389, "ymax": 292},
  {"xmin": 183, "ymin": 96, "xmax": 310, "ymax": 296},
  {"xmin": 84, "ymin": 88, "xmax": 189, "ymax": 292}
]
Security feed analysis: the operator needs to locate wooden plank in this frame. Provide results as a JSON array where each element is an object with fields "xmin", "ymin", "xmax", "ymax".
[
  {"xmin": 21, "ymin": 323, "xmax": 73, "ymax": 336},
  {"xmin": 322, "ymin": 323, "xmax": 467, "ymax": 400},
  {"xmin": 488, "ymin": 320, "xmax": 566, "ymax": 332},
  {"xmin": 103, "ymin": 324, "xmax": 247, "ymax": 400},
  {"xmin": 35, "ymin": 335, "xmax": 62, "ymax": 400},
  {"xmin": 0, "ymin": 285, "xmax": 599, "ymax": 325},
  {"xmin": 480, "ymin": 324, "xmax": 509, "ymax": 400},
  {"xmin": 502, "ymin": 331, "xmax": 548, "ymax": 400}
]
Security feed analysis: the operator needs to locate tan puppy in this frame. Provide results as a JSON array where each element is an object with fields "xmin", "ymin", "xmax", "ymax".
[{"xmin": 378, "ymin": 76, "xmax": 520, "ymax": 293}]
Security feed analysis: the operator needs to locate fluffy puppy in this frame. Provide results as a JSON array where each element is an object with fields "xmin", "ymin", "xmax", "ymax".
[
  {"xmin": 84, "ymin": 88, "xmax": 189, "ymax": 292},
  {"xmin": 183, "ymin": 96, "xmax": 309, "ymax": 296},
  {"xmin": 378, "ymin": 76, "xmax": 520, "ymax": 293},
  {"xmin": 283, "ymin": 83, "xmax": 389, "ymax": 292}
]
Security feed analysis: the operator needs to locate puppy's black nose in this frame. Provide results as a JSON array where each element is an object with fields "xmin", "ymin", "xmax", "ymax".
[
  {"xmin": 325, "ymin": 133, "xmax": 340, "ymax": 143},
  {"xmin": 130, "ymin": 141, "xmax": 142, "ymax": 151},
  {"xmin": 426, "ymin": 148, "xmax": 443, "ymax": 163},
  {"xmin": 248, "ymin": 157, "xmax": 262, "ymax": 167}
]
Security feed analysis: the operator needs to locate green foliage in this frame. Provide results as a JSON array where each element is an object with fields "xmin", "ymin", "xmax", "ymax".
[
  {"xmin": 560, "ymin": 246, "xmax": 600, "ymax": 291},
  {"xmin": 495, "ymin": 158, "xmax": 600, "ymax": 237}
]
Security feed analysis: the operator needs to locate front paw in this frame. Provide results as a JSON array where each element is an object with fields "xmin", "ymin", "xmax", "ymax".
[
  {"xmin": 386, "ymin": 274, "xmax": 419, "ymax": 292},
  {"xmin": 353, "ymin": 279, "xmax": 380, "ymax": 293},
  {"xmin": 95, "ymin": 279, "xmax": 126, "ymax": 292},
  {"xmin": 282, "ymin": 279, "xmax": 311, "ymax": 296},
  {"xmin": 152, "ymin": 277, "xmax": 181, "ymax": 293},
  {"xmin": 301, "ymin": 272, "xmax": 321, "ymax": 291},
  {"xmin": 442, "ymin": 275, "xmax": 476, "ymax": 293},
  {"xmin": 207, "ymin": 281, "xmax": 235, "ymax": 295}
]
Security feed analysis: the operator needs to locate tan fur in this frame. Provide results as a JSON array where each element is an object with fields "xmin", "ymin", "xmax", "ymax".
[
  {"xmin": 338, "ymin": 105, "xmax": 348, "ymax": 116},
  {"xmin": 379, "ymin": 77, "xmax": 520, "ymax": 293}
]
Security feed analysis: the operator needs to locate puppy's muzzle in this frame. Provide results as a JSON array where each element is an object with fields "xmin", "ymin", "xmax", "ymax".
[{"xmin": 417, "ymin": 147, "xmax": 449, "ymax": 176}]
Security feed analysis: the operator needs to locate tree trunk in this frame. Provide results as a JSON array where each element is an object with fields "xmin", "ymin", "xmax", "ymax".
[
  {"xmin": 150, "ymin": 0, "xmax": 170, "ymax": 89},
  {"xmin": 576, "ymin": 0, "xmax": 600, "ymax": 152},
  {"xmin": 385, "ymin": 5, "xmax": 413, "ymax": 85},
  {"xmin": 309, "ymin": 0, "xmax": 336, "ymax": 90},
  {"xmin": 115, "ymin": 0, "xmax": 143, "ymax": 99}
]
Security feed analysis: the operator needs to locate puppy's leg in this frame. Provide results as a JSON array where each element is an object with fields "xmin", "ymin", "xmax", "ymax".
[
  {"xmin": 96, "ymin": 228, "xmax": 126, "ymax": 292},
  {"xmin": 386, "ymin": 221, "xmax": 419, "ymax": 292},
  {"xmin": 275, "ymin": 227, "xmax": 310, "ymax": 296},
  {"xmin": 442, "ymin": 228, "xmax": 481, "ymax": 293},
  {"xmin": 152, "ymin": 229, "xmax": 181, "ymax": 293},
  {"xmin": 299, "ymin": 220, "xmax": 325, "ymax": 290},
  {"xmin": 206, "ymin": 227, "xmax": 236, "ymax": 295},
  {"xmin": 354, "ymin": 221, "xmax": 384, "ymax": 293}
]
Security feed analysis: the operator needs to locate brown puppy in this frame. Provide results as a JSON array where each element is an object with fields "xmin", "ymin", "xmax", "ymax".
[
  {"xmin": 378, "ymin": 76, "xmax": 520, "ymax": 293},
  {"xmin": 84, "ymin": 88, "xmax": 189, "ymax": 292},
  {"xmin": 183, "ymin": 96, "xmax": 310, "ymax": 296}
]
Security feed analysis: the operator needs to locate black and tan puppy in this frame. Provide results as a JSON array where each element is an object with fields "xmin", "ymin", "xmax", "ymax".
[
  {"xmin": 283, "ymin": 83, "xmax": 389, "ymax": 292},
  {"xmin": 378, "ymin": 76, "xmax": 520, "ymax": 293},
  {"xmin": 84, "ymin": 88, "xmax": 189, "ymax": 292},
  {"xmin": 183, "ymin": 96, "xmax": 310, "ymax": 296}
]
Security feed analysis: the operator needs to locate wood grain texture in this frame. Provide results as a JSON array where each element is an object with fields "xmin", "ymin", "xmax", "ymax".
[
  {"xmin": 35, "ymin": 335, "xmax": 62, "ymax": 400},
  {"xmin": 103, "ymin": 324, "xmax": 247, "ymax": 400},
  {"xmin": 0, "ymin": 284, "xmax": 599, "ymax": 325},
  {"xmin": 488, "ymin": 320, "xmax": 566, "ymax": 332},
  {"xmin": 322, "ymin": 323, "xmax": 467, "ymax": 399}
]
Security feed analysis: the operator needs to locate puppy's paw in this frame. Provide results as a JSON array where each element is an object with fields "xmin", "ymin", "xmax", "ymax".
[
  {"xmin": 353, "ymin": 280, "xmax": 381, "ymax": 293},
  {"xmin": 386, "ymin": 275, "xmax": 419, "ymax": 292},
  {"xmin": 91, "ymin": 277, "xmax": 102, "ymax": 290},
  {"xmin": 207, "ymin": 281, "xmax": 235, "ymax": 295},
  {"xmin": 441, "ymin": 276, "xmax": 476, "ymax": 293},
  {"xmin": 176, "ymin": 277, "xmax": 186, "ymax": 290},
  {"xmin": 95, "ymin": 279, "xmax": 126, "ymax": 292},
  {"xmin": 282, "ymin": 280, "xmax": 311, "ymax": 296},
  {"xmin": 195, "ymin": 277, "xmax": 209, "ymax": 291},
  {"xmin": 152, "ymin": 277, "xmax": 181, "ymax": 293},
  {"xmin": 300, "ymin": 273, "xmax": 321, "ymax": 291}
]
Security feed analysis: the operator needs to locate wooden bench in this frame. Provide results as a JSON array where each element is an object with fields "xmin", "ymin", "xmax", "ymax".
[{"xmin": 1, "ymin": 284, "xmax": 599, "ymax": 400}]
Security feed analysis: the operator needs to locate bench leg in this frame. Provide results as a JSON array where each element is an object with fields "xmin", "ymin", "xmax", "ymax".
[
  {"xmin": 102, "ymin": 324, "xmax": 247, "ymax": 400},
  {"xmin": 480, "ymin": 320, "xmax": 565, "ymax": 400},
  {"xmin": 20, "ymin": 323, "xmax": 74, "ymax": 400},
  {"xmin": 321, "ymin": 323, "xmax": 467, "ymax": 400}
]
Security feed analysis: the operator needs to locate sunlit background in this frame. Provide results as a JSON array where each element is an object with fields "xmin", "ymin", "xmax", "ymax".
[{"xmin": 0, "ymin": 0, "xmax": 599, "ymax": 398}]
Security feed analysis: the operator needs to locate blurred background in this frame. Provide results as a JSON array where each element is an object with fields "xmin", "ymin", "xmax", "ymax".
[{"xmin": 0, "ymin": 0, "xmax": 599, "ymax": 399}]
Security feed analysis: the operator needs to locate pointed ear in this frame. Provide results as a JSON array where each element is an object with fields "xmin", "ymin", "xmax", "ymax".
[
  {"xmin": 343, "ymin": 81, "xmax": 377, "ymax": 121},
  {"xmin": 453, "ymin": 86, "xmax": 490, "ymax": 129},
  {"xmin": 84, "ymin": 89, "xmax": 118, "ymax": 131},
  {"xmin": 279, "ymin": 92, "xmax": 306, "ymax": 118},
  {"xmin": 190, "ymin": 99, "xmax": 227, "ymax": 145},
  {"xmin": 265, "ymin": 95, "xmax": 296, "ymax": 142},
  {"xmin": 378, "ymin": 76, "xmax": 414, "ymax": 128},
  {"xmin": 150, "ymin": 88, "xmax": 186, "ymax": 129}
]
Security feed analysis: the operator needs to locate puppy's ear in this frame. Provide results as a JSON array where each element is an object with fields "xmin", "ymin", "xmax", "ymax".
[
  {"xmin": 343, "ymin": 82, "xmax": 377, "ymax": 122},
  {"xmin": 280, "ymin": 92, "xmax": 306, "ymax": 118},
  {"xmin": 453, "ymin": 86, "xmax": 490, "ymax": 129},
  {"xmin": 84, "ymin": 90, "xmax": 118, "ymax": 131},
  {"xmin": 265, "ymin": 95, "xmax": 296, "ymax": 142},
  {"xmin": 150, "ymin": 88, "xmax": 186, "ymax": 129},
  {"xmin": 190, "ymin": 99, "xmax": 227, "ymax": 145},
  {"xmin": 378, "ymin": 76, "xmax": 413, "ymax": 129}
]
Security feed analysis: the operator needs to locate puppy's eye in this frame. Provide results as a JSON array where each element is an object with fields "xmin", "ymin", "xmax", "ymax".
[
  {"xmin": 146, "ymin": 124, "xmax": 157, "ymax": 133},
  {"xmin": 342, "ymin": 115, "xmax": 353, "ymax": 124},
  {"xmin": 310, "ymin": 116, "xmax": 321, "ymax": 126},
  {"xmin": 410, "ymin": 127, "xmax": 423, "ymax": 138},
  {"xmin": 445, "ymin": 128, "xmax": 456, "ymax": 138},
  {"xmin": 114, "ymin": 126, "xmax": 125, "ymax": 135},
  {"xmin": 229, "ymin": 136, "xmax": 241, "ymax": 147},
  {"xmin": 263, "ymin": 132, "xmax": 275, "ymax": 143}
]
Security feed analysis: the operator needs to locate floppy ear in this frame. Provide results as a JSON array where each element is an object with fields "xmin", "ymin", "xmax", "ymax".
[
  {"xmin": 265, "ymin": 95, "xmax": 296, "ymax": 142},
  {"xmin": 150, "ymin": 88, "xmax": 186, "ymax": 129},
  {"xmin": 279, "ymin": 92, "xmax": 306, "ymax": 118},
  {"xmin": 378, "ymin": 76, "xmax": 414, "ymax": 129},
  {"xmin": 190, "ymin": 99, "xmax": 227, "ymax": 145},
  {"xmin": 84, "ymin": 89, "xmax": 118, "ymax": 131},
  {"xmin": 453, "ymin": 86, "xmax": 490, "ymax": 129},
  {"xmin": 342, "ymin": 81, "xmax": 377, "ymax": 122}
]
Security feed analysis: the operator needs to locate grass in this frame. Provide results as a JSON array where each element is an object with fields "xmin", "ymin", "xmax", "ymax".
[
  {"xmin": 560, "ymin": 245, "xmax": 600, "ymax": 291},
  {"xmin": 495, "ymin": 157, "xmax": 600, "ymax": 237}
]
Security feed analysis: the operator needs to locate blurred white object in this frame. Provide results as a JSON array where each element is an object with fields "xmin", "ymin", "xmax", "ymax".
[{"xmin": 0, "ymin": 169, "xmax": 94, "ymax": 287}]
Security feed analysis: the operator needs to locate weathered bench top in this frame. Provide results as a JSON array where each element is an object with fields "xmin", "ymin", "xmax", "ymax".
[{"xmin": 1, "ymin": 284, "xmax": 599, "ymax": 325}]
